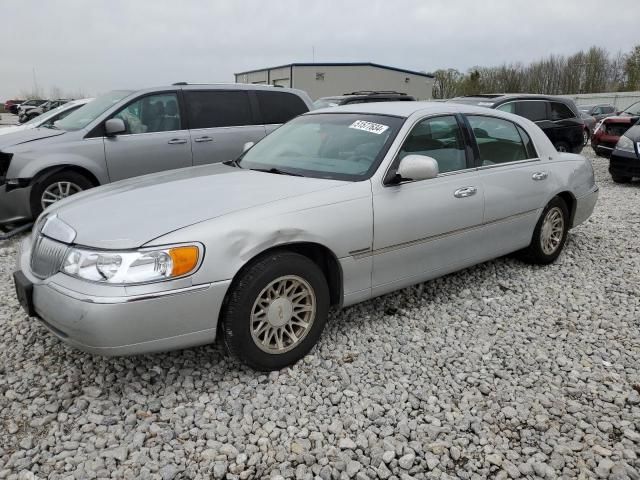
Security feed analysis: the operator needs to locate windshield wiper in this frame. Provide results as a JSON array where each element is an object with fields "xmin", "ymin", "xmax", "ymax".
[
  {"xmin": 223, "ymin": 158, "xmax": 241, "ymax": 168},
  {"xmin": 250, "ymin": 167, "xmax": 303, "ymax": 177}
]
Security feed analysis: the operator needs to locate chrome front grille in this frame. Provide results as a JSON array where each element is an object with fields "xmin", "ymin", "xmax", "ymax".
[{"xmin": 30, "ymin": 235, "xmax": 69, "ymax": 279}]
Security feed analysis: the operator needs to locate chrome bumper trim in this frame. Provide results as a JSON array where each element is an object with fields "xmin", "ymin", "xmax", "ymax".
[{"xmin": 47, "ymin": 282, "xmax": 213, "ymax": 304}]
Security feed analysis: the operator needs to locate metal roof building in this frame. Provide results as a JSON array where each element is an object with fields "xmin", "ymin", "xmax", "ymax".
[{"xmin": 234, "ymin": 62, "xmax": 434, "ymax": 101}]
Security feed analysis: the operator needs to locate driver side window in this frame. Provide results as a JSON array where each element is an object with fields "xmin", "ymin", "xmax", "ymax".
[
  {"xmin": 112, "ymin": 93, "xmax": 181, "ymax": 134},
  {"xmin": 398, "ymin": 115, "xmax": 468, "ymax": 174}
]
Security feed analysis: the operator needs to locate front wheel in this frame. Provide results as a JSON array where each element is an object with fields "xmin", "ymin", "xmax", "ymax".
[
  {"xmin": 518, "ymin": 197, "xmax": 569, "ymax": 264},
  {"xmin": 30, "ymin": 170, "xmax": 94, "ymax": 218},
  {"xmin": 222, "ymin": 251, "xmax": 330, "ymax": 371}
]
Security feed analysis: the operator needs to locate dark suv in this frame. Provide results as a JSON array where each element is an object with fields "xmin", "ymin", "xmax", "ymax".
[
  {"xmin": 450, "ymin": 94, "xmax": 584, "ymax": 153},
  {"xmin": 313, "ymin": 91, "xmax": 416, "ymax": 109}
]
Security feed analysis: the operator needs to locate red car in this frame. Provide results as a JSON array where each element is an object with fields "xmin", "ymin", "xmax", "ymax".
[
  {"xmin": 3, "ymin": 99, "xmax": 25, "ymax": 114},
  {"xmin": 591, "ymin": 115, "xmax": 639, "ymax": 157}
]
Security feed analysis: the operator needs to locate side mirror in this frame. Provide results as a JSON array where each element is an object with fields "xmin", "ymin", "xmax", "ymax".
[
  {"xmin": 105, "ymin": 118, "xmax": 126, "ymax": 137},
  {"xmin": 396, "ymin": 154, "xmax": 439, "ymax": 182},
  {"xmin": 242, "ymin": 141, "xmax": 255, "ymax": 153}
]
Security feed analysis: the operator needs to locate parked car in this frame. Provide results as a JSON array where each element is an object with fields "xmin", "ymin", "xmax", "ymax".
[
  {"xmin": 450, "ymin": 94, "xmax": 584, "ymax": 153},
  {"xmin": 608, "ymin": 119, "xmax": 640, "ymax": 183},
  {"xmin": 0, "ymin": 99, "xmax": 92, "ymax": 138},
  {"xmin": 578, "ymin": 104, "xmax": 616, "ymax": 121},
  {"xmin": 0, "ymin": 84, "xmax": 312, "ymax": 225},
  {"xmin": 313, "ymin": 91, "xmax": 415, "ymax": 109},
  {"xmin": 19, "ymin": 99, "xmax": 72, "ymax": 123},
  {"xmin": 13, "ymin": 102, "xmax": 598, "ymax": 370},
  {"xmin": 591, "ymin": 115, "xmax": 639, "ymax": 157},
  {"xmin": 618, "ymin": 100, "xmax": 640, "ymax": 117},
  {"xmin": 4, "ymin": 99, "xmax": 25, "ymax": 114},
  {"xmin": 579, "ymin": 112, "xmax": 596, "ymax": 145},
  {"xmin": 16, "ymin": 99, "xmax": 48, "ymax": 118}
]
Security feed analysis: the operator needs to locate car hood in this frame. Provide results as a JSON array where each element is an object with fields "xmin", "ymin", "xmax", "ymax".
[
  {"xmin": 50, "ymin": 163, "xmax": 348, "ymax": 249},
  {"xmin": 0, "ymin": 127, "xmax": 64, "ymax": 149}
]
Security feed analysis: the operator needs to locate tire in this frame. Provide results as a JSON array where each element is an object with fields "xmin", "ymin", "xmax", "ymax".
[
  {"xmin": 582, "ymin": 129, "xmax": 590, "ymax": 146},
  {"xmin": 554, "ymin": 141, "xmax": 570, "ymax": 153},
  {"xmin": 222, "ymin": 251, "xmax": 330, "ymax": 371},
  {"xmin": 30, "ymin": 170, "xmax": 94, "ymax": 218},
  {"xmin": 518, "ymin": 196, "xmax": 569, "ymax": 265},
  {"xmin": 611, "ymin": 175, "xmax": 631, "ymax": 184}
]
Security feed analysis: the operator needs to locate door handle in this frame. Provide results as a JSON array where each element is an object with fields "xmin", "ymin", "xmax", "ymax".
[
  {"xmin": 532, "ymin": 171, "xmax": 548, "ymax": 181},
  {"xmin": 194, "ymin": 136, "xmax": 213, "ymax": 143},
  {"xmin": 454, "ymin": 186, "xmax": 477, "ymax": 198},
  {"xmin": 168, "ymin": 138, "xmax": 187, "ymax": 145}
]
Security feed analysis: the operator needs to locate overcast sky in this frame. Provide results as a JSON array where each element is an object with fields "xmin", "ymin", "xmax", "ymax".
[{"xmin": 1, "ymin": 0, "xmax": 639, "ymax": 100}]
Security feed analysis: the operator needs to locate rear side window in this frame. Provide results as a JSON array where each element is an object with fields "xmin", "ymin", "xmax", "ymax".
[
  {"xmin": 256, "ymin": 91, "xmax": 308, "ymax": 124},
  {"xmin": 550, "ymin": 102, "xmax": 575, "ymax": 120},
  {"xmin": 603, "ymin": 106, "xmax": 615, "ymax": 114},
  {"xmin": 467, "ymin": 115, "xmax": 529, "ymax": 165},
  {"xmin": 185, "ymin": 90, "xmax": 252, "ymax": 128},
  {"xmin": 515, "ymin": 101, "xmax": 547, "ymax": 122}
]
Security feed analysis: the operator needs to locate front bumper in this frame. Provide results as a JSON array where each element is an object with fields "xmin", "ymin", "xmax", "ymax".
[
  {"xmin": 0, "ymin": 183, "xmax": 33, "ymax": 225},
  {"xmin": 572, "ymin": 185, "xmax": 599, "ymax": 228},
  {"xmin": 17, "ymin": 236, "xmax": 231, "ymax": 356},
  {"xmin": 609, "ymin": 150, "xmax": 640, "ymax": 179}
]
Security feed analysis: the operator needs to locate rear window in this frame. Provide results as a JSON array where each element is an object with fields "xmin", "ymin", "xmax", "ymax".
[
  {"xmin": 256, "ymin": 90, "xmax": 308, "ymax": 124},
  {"xmin": 550, "ymin": 102, "xmax": 575, "ymax": 120},
  {"xmin": 185, "ymin": 90, "xmax": 252, "ymax": 129},
  {"xmin": 515, "ymin": 101, "xmax": 547, "ymax": 122}
]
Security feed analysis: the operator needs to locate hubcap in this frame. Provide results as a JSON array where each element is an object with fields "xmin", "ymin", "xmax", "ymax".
[
  {"xmin": 41, "ymin": 181, "xmax": 83, "ymax": 209},
  {"xmin": 250, "ymin": 275, "xmax": 316, "ymax": 354},
  {"xmin": 540, "ymin": 207, "xmax": 564, "ymax": 255}
]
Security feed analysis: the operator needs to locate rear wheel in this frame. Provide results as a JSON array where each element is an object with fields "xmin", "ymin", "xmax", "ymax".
[
  {"xmin": 611, "ymin": 175, "xmax": 632, "ymax": 184},
  {"xmin": 222, "ymin": 251, "xmax": 330, "ymax": 371},
  {"xmin": 554, "ymin": 141, "xmax": 570, "ymax": 153},
  {"xmin": 30, "ymin": 170, "xmax": 94, "ymax": 218},
  {"xmin": 519, "ymin": 196, "xmax": 569, "ymax": 264},
  {"xmin": 582, "ymin": 129, "xmax": 589, "ymax": 146}
]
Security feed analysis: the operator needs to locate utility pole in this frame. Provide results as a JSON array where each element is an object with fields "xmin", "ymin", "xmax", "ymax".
[{"xmin": 32, "ymin": 67, "xmax": 39, "ymax": 98}]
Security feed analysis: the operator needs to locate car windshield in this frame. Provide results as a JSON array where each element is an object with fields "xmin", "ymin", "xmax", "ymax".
[
  {"xmin": 237, "ymin": 113, "xmax": 404, "ymax": 181},
  {"xmin": 312, "ymin": 98, "xmax": 344, "ymax": 109},
  {"xmin": 622, "ymin": 101, "xmax": 640, "ymax": 116},
  {"xmin": 55, "ymin": 90, "xmax": 132, "ymax": 131}
]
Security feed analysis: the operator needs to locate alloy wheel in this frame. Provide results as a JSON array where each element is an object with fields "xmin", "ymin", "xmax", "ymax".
[
  {"xmin": 540, "ymin": 207, "xmax": 564, "ymax": 255},
  {"xmin": 41, "ymin": 181, "xmax": 83, "ymax": 209},
  {"xmin": 250, "ymin": 275, "xmax": 316, "ymax": 354}
]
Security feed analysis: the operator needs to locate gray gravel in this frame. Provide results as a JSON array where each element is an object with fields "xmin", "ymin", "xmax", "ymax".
[{"xmin": 1, "ymin": 147, "xmax": 639, "ymax": 479}]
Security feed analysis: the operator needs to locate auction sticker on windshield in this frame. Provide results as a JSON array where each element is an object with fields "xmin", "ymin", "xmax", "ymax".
[{"xmin": 349, "ymin": 120, "xmax": 389, "ymax": 134}]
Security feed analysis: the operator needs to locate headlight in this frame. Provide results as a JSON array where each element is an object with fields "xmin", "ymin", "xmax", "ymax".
[
  {"xmin": 615, "ymin": 135, "xmax": 635, "ymax": 153},
  {"xmin": 61, "ymin": 244, "xmax": 201, "ymax": 284}
]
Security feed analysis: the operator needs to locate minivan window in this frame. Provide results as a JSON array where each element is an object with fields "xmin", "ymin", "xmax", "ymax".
[
  {"xmin": 515, "ymin": 101, "xmax": 547, "ymax": 122},
  {"xmin": 56, "ymin": 90, "xmax": 132, "ymax": 131},
  {"xmin": 185, "ymin": 90, "xmax": 252, "ymax": 129},
  {"xmin": 550, "ymin": 102, "xmax": 575, "ymax": 121},
  {"xmin": 467, "ymin": 115, "xmax": 528, "ymax": 165},
  {"xmin": 256, "ymin": 90, "xmax": 308, "ymax": 124},
  {"xmin": 112, "ymin": 93, "xmax": 181, "ymax": 134}
]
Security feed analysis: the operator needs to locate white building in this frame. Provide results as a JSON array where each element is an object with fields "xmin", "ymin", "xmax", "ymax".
[{"xmin": 234, "ymin": 62, "xmax": 434, "ymax": 100}]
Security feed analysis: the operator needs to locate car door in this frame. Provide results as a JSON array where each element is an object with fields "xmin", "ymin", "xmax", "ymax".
[
  {"xmin": 466, "ymin": 114, "xmax": 552, "ymax": 254},
  {"xmin": 183, "ymin": 90, "xmax": 266, "ymax": 165},
  {"xmin": 103, "ymin": 92, "xmax": 192, "ymax": 182},
  {"xmin": 371, "ymin": 114, "xmax": 485, "ymax": 295},
  {"xmin": 254, "ymin": 90, "xmax": 310, "ymax": 135}
]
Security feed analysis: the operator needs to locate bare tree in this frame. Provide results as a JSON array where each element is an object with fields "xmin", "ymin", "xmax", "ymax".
[{"xmin": 432, "ymin": 69, "xmax": 463, "ymax": 99}]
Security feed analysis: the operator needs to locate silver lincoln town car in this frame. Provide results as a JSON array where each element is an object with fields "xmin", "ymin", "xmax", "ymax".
[{"xmin": 14, "ymin": 102, "xmax": 598, "ymax": 371}]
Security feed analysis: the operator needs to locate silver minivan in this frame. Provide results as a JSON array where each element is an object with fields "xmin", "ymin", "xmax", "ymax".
[{"xmin": 0, "ymin": 84, "xmax": 312, "ymax": 224}]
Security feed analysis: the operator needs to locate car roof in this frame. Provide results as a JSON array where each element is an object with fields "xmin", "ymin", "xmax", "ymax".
[{"xmin": 309, "ymin": 100, "xmax": 505, "ymax": 118}]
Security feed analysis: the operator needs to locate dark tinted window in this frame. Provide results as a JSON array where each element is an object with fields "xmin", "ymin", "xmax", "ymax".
[
  {"xmin": 603, "ymin": 106, "xmax": 615, "ymax": 114},
  {"xmin": 398, "ymin": 115, "xmax": 467, "ymax": 173},
  {"xmin": 467, "ymin": 115, "xmax": 528, "ymax": 165},
  {"xmin": 550, "ymin": 102, "xmax": 575, "ymax": 120},
  {"xmin": 256, "ymin": 90, "xmax": 308, "ymax": 124},
  {"xmin": 516, "ymin": 125, "xmax": 538, "ymax": 158},
  {"xmin": 515, "ymin": 101, "xmax": 547, "ymax": 122},
  {"xmin": 185, "ymin": 90, "xmax": 252, "ymax": 128}
]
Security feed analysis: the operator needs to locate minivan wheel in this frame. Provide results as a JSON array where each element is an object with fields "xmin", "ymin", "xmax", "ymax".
[
  {"xmin": 30, "ymin": 171, "xmax": 94, "ymax": 218},
  {"xmin": 222, "ymin": 251, "xmax": 329, "ymax": 371},
  {"xmin": 518, "ymin": 196, "xmax": 569, "ymax": 264},
  {"xmin": 554, "ymin": 141, "xmax": 570, "ymax": 153}
]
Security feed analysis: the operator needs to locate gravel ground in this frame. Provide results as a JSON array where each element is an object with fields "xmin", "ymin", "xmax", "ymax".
[{"xmin": 0, "ymin": 147, "xmax": 639, "ymax": 480}]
